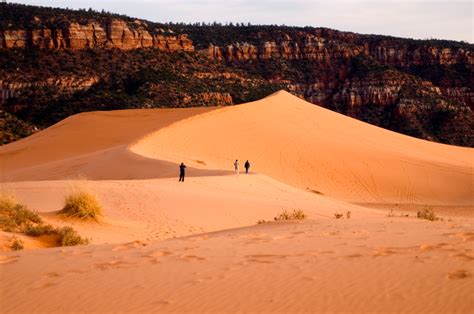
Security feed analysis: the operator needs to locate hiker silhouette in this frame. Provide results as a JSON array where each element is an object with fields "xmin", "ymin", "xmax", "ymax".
[{"xmin": 179, "ymin": 162, "xmax": 187, "ymax": 182}]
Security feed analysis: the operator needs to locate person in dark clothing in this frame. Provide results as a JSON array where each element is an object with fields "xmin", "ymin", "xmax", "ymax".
[
  {"xmin": 244, "ymin": 160, "xmax": 250, "ymax": 174},
  {"xmin": 179, "ymin": 162, "xmax": 187, "ymax": 182}
]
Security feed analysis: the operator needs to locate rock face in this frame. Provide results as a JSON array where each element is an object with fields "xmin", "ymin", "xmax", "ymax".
[
  {"xmin": 2, "ymin": 30, "xmax": 28, "ymax": 48},
  {"xmin": 0, "ymin": 19, "xmax": 194, "ymax": 52},
  {"xmin": 202, "ymin": 35, "xmax": 472, "ymax": 66},
  {"xmin": 197, "ymin": 31, "xmax": 473, "ymax": 111},
  {"xmin": 0, "ymin": 76, "xmax": 99, "ymax": 104}
]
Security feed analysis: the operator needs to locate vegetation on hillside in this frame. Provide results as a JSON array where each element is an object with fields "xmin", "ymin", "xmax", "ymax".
[{"xmin": 0, "ymin": 193, "xmax": 90, "ymax": 248}]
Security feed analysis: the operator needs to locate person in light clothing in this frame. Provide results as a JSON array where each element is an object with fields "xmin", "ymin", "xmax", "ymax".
[{"xmin": 234, "ymin": 159, "xmax": 240, "ymax": 175}]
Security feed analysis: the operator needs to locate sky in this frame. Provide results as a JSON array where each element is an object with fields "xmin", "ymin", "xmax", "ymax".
[{"xmin": 9, "ymin": 0, "xmax": 473, "ymax": 43}]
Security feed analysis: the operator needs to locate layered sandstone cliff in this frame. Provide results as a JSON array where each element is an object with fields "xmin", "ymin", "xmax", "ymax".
[
  {"xmin": 0, "ymin": 76, "xmax": 99, "ymax": 104},
  {"xmin": 202, "ymin": 34, "xmax": 473, "ymax": 66},
  {"xmin": 0, "ymin": 19, "xmax": 194, "ymax": 52}
]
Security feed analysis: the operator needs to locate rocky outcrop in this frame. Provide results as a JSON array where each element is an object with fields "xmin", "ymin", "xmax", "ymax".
[
  {"xmin": 442, "ymin": 87, "xmax": 474, "ymax": 109},
  {"xmin": 0, "ymin": 19, "xmax": 194, "ymax": 51},
  {"xmin": 2, "ymin": 30, "xmax": 28, "ymax": 48},
  {"xmin": 370, "ymin": 44, "xmax": 474, "ymax": 66},
  {"xmin": 202, "ymin": 35, "xmax": 472, "ymax": 67},
  {"xmin": 203, "ymin": 35, "xmax": 366, "ymax": 62},
  {"xmin": 0, "ymin": 76, "xmax": 99, "ymax": 104}
]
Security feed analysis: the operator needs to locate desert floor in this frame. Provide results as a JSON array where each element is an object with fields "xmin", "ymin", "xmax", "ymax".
[{"xmin": 0, "ymin": 91, "xmax": 473, "ymax": 313}]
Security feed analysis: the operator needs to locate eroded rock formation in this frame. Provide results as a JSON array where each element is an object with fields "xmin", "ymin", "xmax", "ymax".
[{"xmin": 1, "ymin": 19, "xmax": 194, "ymax": 52}]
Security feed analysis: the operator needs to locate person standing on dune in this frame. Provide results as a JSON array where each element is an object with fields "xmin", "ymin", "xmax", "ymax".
[
  {"xmin": 179, "ymin": 162, "xmax": 187, "ymax": 182},
  {"xmin": 234, "ymin": 159, "xmax": 240, "ymax": 175},
  {"xmin": 245, "ymin": 160, "xmax": 250, "ymax": 174}
]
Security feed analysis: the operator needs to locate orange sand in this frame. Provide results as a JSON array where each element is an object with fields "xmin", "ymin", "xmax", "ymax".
[{"xmin": 0, "ymin": 91, "xmax": 472, "ymax": 313}]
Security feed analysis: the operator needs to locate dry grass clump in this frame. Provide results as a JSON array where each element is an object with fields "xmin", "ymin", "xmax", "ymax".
[
  {"xmin": 60, "ymin": 191, "xmax": 102, "ymax": 220},
  {"xmin": 10, "ymin": 237, "xmax": 24, "ymax": 251},
  {"xmin": 274, "ymin": 209, "xmax": 307, "ymax": 221},
  {"xmin": 417, "ymin": 207, "xmax": 439, "ymax": 221},
  {"xmin": 57, "ymin": 227, "xmax": 90, "ymax": 246},
  {"xmin": 0, "ymin": 194, "xmax": 42, "ymax": 232}
]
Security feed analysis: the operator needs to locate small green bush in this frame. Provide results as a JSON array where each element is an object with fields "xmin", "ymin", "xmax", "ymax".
[
  {"xmin": 417, "ymin": 207, "xmax": 438, "ymax": 221},
  {"xmin": 57, "ymin": 226, "xmax": 90, "ymax": 246},
  {"xmin": 61, "ymin": 191, "xmax": 102, "ymax": 220},
  {"xmin": 10, "ymin": 237, "xmax": 24, "ymax": 251},
  {"xmin": 274, "ymin": 209, "xmax": 306, "ymax": 221},
  {"xmin": 23, "ymin": 223, "xmax": 57, "ymax": 237},
  {"xmin": 0, "ymin": 195, "xmax": 42, "ymax": 232}
]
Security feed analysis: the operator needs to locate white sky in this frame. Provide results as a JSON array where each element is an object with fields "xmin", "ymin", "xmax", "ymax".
[{"xmin": 9, "ymin": 0, "xmax": 474, "ymax": 43}]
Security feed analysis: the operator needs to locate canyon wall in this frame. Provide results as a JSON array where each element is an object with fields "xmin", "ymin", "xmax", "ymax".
[{"xmin": 0, "ymin": 19, "xmax": 194, "ymax": 51}]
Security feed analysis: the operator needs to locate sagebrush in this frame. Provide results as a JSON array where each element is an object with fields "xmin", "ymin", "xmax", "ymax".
[
  {"xmin": 0, "ymin": 194, "xmax": 42, "ymax": 232},
  {"xmin": 10, "ymin": 237, "xmax": 24, "ymax": 250},
  {"xmin": 0, "ymin": 194, "xmax": 90, "ymax": 248},
  {"xmin": 57, "ymin": 226, "xmax": 89, "ymax": 246},
  {"xmin": 274, "ymin": 209, "xmax": 307, "ymax": 221},
  {"xmin": 417, "ymin": 207, "xmax": 439, "ymax": 221}
]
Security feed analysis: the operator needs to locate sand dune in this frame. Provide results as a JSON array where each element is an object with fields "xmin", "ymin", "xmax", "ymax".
[
  {"xmin": 0, "ymin": 107, "xmax": 212, "ymax": 181},
  {"xmin": 132, "ymin": 91, "xmax": 473, "ymax": 205},
  {"xmin": 1, "ymin": 175, "xmax": 370, "ymax": 248},
  {"xmin": 2, "ymin": 91, "xmax": 471, "ymax": 206},
  {"xmin": 0, "ymin": 90, "xmax": 473, "ymax": 313}
]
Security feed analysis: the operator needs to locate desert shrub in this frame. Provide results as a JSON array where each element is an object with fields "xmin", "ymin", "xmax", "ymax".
[
  {"xmin": 61, "ymin": 191, "xmax": 102, "ymax": 220},
  {"xmin": 23, "ymin": 223, "xmax": 57, "ymax": 237},
  {"xmin": 334, "ymin": 213, "xmax": 343, "ymax": 219},
  {"xmin": 274, "ymin": 209, "xmax": 306, "ymax": 221},
  {"xmin": 0, "ymin": 194, "xmax": 90, "ymax": 247},
  {"xmin": 346, "ymin": 211, "xmax": 351, "ymax": 219},
  {"xmin": 10, "ymin": 237, "xmax": 24, "ymax": 251},
  {"xmin": 57, "ymin": 226, "xmax": 90, "ymax": 246},
  {"xmin": 257, "ymin": 220, "xmax": 267, "ymax": 224},
  {"xmin": 417, "ymin": 207, "xmax": 438, "ymax": 221},
  {"xmin": 0, "ymin": 194, "xmax": 42, "ymax": 232}
]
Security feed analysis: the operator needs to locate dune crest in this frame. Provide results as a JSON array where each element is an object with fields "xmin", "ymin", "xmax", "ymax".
[{"xmin": 131, "ymin": 90, "xmax": 473, "ymax": 205}]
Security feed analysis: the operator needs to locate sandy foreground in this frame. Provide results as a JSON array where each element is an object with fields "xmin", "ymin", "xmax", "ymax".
[{"xmin": 0, "ymin": 91, "xmax": 473, "ymax": 313}]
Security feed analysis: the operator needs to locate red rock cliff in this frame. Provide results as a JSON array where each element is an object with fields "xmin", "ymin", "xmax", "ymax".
[{"xmin": 0, "ymin": 18, "xmax": 194, "ymax": 52}]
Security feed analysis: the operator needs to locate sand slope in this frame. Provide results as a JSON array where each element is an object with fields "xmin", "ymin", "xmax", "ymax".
[
  {"xmin": 0, "ymin": 107, "xmax": 213, "ymax": 181},
  {"xmin": 1, "ymin": 217, "xmax": 473, "ymax": 313},
  {"xmin": 1, "ymin": 175, "xmax": 370, "ymax": 248},
  {"xmin": 2, "ymin": 91, "xmax": 471, "ymax": 206},
  {"xmin": 0, "ymin": 90, "xmax": 473, "ymax": 313},
  {"xmin": 132, "ymin": 91, "xmax": 473, "ymax": 205}
]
